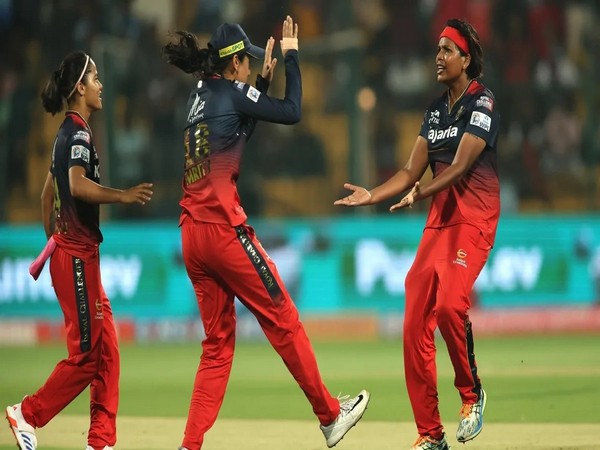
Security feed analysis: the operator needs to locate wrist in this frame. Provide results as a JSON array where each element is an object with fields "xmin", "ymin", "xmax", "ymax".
[{"xmin": 281, "ymin": 37, "xmax": 298, "ymax": 54}]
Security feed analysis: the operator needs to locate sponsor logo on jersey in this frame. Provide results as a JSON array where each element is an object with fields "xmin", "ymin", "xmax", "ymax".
[
  {"xmin": 476, "ymin": 95, "xmax": 494, "ymax": 111},
  {"xmin": 428, "ymin": 110, "xmax": 440, "ymax": 124},
  {"xmin": 247, "ymin": 86, "xmax": 260, "ymax": 103},
  {"xmin": 73, "ymin": 131, "xmax": 91, "ymax": 143},
  {"xmin": 427, "ymin": 126, "xmax": 458, "ymax": 143},
  {"xmin": 188, "ymin": 93, "xmax": 206, "ymax": 122},
  {"xmin": 95, "ymin": 298, "xmax": 103, "ymax": 320},
  {"xmin": 453, "ymin": 248, "xmax": 468, "ymax": 268},
  {"xmin": 71, "ymin": 145, "xmax": 90, "ymax": 163},
  {"xmin": 470, "ymin": 111, "xmax": 491, "ymax": 132}
]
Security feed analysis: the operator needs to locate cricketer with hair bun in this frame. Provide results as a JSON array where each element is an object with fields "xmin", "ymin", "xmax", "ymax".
[
  {"xmin": 5, "ymin": 51, "xmax": 153, "ymax": 450},
  {"xmin": 162, "ymin": 15, "xmax": 369, "ymax": 450},
  {"xmin": 335, "ymin": 18, "xmax": 500, "ymax": 450}
]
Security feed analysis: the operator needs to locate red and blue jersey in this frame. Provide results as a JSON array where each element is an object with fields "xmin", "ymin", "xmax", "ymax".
[
  {"xmin": 51, "ymin": 112, "xmax": 102, "ymax": 257},
  {"xmin": 419, "ymin": 80, "xmax": 501, "ymax": 245},
  {"xmin": 178, "ymin": 51, "xmax": 301, "ymax": 226}
]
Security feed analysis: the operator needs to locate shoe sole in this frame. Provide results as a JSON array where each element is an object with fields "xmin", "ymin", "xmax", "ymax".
[
  {"xmin": 327, "ymin": 391, "xmax": 371, "ymax": 448},
  {"xmin": 457, "ymin": 389, "xmax": 487, "ymax": 443},
  {"xmin": 5, "ymin": 406, "xmax": 28, "ymax": 450}
]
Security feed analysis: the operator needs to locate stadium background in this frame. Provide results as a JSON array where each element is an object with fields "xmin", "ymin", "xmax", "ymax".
[
  {"xmin": 1, "ymin": 0, "xmax": 599, "ymax": 341},
  {"xmin": 1, "ymin": 1, "xmax": 600, "ymax": 449}
]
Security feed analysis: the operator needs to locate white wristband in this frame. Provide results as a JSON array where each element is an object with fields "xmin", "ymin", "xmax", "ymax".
[{"xmin": 281, "ymin": 37, "xmax": 298, "ymax": 53}]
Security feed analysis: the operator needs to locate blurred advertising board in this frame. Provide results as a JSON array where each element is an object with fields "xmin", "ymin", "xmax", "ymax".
[{"xmin": 1, "ymin": 215, "xmax": 599, "ymax": 319}]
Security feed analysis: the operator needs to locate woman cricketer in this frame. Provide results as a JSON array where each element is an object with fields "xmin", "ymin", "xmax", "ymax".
[
  {"xmin": 335, "ymin": 18, "xmax": 499, "ymax": 450},
  {"xmin": 162, "ymin": 15, "xmax": 369, "ymax": 450},
  {"xmin": 5, "ymin": 51, "xmax": 153, "ymax": 450}
]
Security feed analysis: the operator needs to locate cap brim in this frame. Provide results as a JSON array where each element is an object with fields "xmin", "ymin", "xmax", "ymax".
[{"xmin": 246, "ymin": 44, "xmax": 265, "ymax": 59}]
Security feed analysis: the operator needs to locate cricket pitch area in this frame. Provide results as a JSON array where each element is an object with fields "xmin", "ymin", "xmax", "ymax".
[{"xmin": 1, "ymin": 415, "xmax": 599, "ymax": 450}]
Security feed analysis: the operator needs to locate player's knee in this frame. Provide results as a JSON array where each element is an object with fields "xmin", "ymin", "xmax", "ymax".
[{"xmin": 435, "ymin": 299, "xmax": 467, "ymax": 323}]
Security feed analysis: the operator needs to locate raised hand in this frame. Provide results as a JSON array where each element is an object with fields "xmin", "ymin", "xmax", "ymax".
[
  {"xmin": 280, "ymin": 15, "xmax": 299, "ymax": 56},
  {"xmin": 334, "ymin": 183, "xmax": 372, "ymax": 207},
  {"xmin": 261, "ymin": 36, "xmax": 278, "ymax": 81}
]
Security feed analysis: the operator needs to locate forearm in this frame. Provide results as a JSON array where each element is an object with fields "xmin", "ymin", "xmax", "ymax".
[
  {"xmin": 417, "ymin": 164, "xmax": 465, "ymax": 200},
  {"xmin": 42, "ymin": 198, "xmax": 54, "ymax": 239},
  {"xmin": 41, "ymin": 174, "xmax": 54, "ymax": 239},
  {"xmin": 70, "ymin": 175, "xmax": 124, "ymax": 204},
  {"xmin": 283, "ymin": 51, "xmax": 301, "ymax": 119},
  {"xmin": 369, "ymin": 168, "xmax": 421, "ymax": 204}
]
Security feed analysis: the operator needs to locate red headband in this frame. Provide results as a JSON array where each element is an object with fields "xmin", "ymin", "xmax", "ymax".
[{"xmin": 439, "ymin": 26, "xmax": 469, "ymax": 54}]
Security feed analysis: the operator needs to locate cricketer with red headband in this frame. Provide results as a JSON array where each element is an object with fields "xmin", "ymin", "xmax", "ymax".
[{"xmin": 335, "ymin": 18, "xmax": 500, "ymax": 450}]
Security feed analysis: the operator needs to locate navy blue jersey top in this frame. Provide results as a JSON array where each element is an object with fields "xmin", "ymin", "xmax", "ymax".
[
  {"xmin": 419, "ymin": 80, "xmax": 501, "ymax": 245},
  {"xmin": 178, "ymin": 50, "xmax": 301, "ymax": 226},
  {"xmin": 51, "ymin": 112, "xmax": 102, "ymax": 256}
]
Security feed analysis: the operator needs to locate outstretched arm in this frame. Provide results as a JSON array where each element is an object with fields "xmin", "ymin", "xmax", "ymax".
[
  {"xmin": 68, "ymin": 166, "xmax": 153, "ymax": 205},
  {"xmin": 334, "ymin": 136, "xmax": 429, "ymax": 207},
  {"xmin": 390, "ymin": 132, "xmax": 486, "ymax": 210}
]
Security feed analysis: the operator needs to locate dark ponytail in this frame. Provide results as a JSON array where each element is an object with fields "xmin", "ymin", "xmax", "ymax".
[
  {"xmin": 447, "ymin": 18, "xmax": 484, "ymax": 79},
  {"xmin": 162, "ymin": 31, "xmax": 232, "ymax": 79},
  {"xmin": 41, "ymin": 51, "xmax": 90, "ymax": 115}
]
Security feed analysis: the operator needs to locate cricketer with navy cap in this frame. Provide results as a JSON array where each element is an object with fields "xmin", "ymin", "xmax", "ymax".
[
  {"xmin": 162, "ymin": 15, "xmax": 370, "ymax": 450},
  {"xmin": 208, "ymin": 23, "xmax": 266, "ymax": 60}
]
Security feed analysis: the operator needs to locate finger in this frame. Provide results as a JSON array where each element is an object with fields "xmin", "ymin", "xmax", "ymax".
[
  {"xmin": 282, "ymin": 17, "xmax": 289, "ymax": 37},
  {"xmin": 264, "ymin": 37, "xmax": 273, "ymax": 60},
  {"xmin": 294, "ymin": 23, "xmax": 298, "ymax": 39},
  {"xmin": 343, "ymin": 182, "xmax": 359, "ymax": 191},
  {"xmin": 270, "ymin": 58, "xmax": 278, "ymax": 71}
]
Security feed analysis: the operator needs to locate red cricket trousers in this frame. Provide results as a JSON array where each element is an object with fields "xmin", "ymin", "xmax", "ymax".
[
  {"xmin": 403, "ymin": 224, "xmax": 490, "ymax": 440},
  {"xmin": 180, "ymin": 218, "xmax": 340, "ymax": 450},
  {"xmin": 21, "ymin": 245, "xmax": 120, "ymax": 450}
]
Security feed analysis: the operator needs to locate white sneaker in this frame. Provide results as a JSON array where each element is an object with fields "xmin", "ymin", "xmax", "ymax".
[
  {"xmin": 320, "ymin": 390, "xmax": 370, "ymax": 448},
  {"xmin": 410, "ymin": 433, "xmax": 451, "ymax": 450},
  {"xmin": 456, "ymin": 388, "xmax": 487, "ymax": 442},
  {"xmin": 5, "ymin": 403, "xmax": 37, "ymax": 450}
]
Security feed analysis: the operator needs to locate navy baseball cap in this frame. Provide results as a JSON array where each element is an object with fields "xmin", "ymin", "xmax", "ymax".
[{"xmin": 209, "ymin": 23, "xmax": 265, "ymax": 59}]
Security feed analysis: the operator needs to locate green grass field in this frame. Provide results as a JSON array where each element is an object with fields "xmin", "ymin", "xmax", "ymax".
[{"xmin": 1, "ymin": 334, "xmax": 599, "ymax": 449}]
